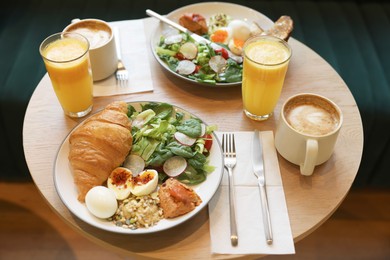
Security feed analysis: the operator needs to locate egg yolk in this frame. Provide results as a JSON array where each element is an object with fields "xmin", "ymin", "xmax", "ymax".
[
  {"xmin": 132, "ymin": 171, "xmax": 154, "ymax": 185},
  {"xmin": 110, "ymin": 168, "xmax": 131, "ymax": 186},
  {"xmin": 233, "ymin": 38, "xmax": 245, "ymax": 48},
  {"xmin": 211, "ymin": 30, "xmax": 229, "ymax": 44}
]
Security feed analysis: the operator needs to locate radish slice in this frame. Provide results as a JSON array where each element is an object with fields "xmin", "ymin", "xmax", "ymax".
[
  {"xmin": 176, "ymin": 60, "xmax": 196, "ymax": 75},
  {"xmin": 200, "ymin": 123, "xmax": 206, "ymax": 137},
  {"xmin": 123, "ymin": 154, "xmax": 145, "ymax": 176},
  {"xmin": 174, "ymin": 131, "xmax": 197, "ymax": 146},
  {"xmin": 209, "ymin": 55, "xmax": 227, "ymax": 73},
  {"xmin": 163, "ymin": 156, "xmax": 187, "ymax": 177},
  {"xmin": 179, "ymin": 42, "xmax": 198, "ymax": 59},
  {"xmin": 164, "ymin": 34, "xmax": 183, "ymax": 45}
]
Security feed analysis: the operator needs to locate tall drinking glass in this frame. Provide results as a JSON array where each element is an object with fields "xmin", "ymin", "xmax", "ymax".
[
  {"xmin": 242, "ymin": 35, "xmax": 292, "ymax": 121},
  {"xmin": 40, "ymin": 32, "xmax": 93, "ymax": 118}
]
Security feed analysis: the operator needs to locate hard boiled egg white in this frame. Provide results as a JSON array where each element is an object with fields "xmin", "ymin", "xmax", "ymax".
[
  {"xmin": 130, "ymin": 169, "xmax": 159, "ymax": 196},
  {"xmin": 85, "ymin": 186, "xmax": 118, "ymax": 219},
  {"xmin": 107, "ymin": 167, "xmax": 133, "ymax": 200},
  {"xmin": 228, "ymin": 19, "xmax": 251, "ymax": 41}
]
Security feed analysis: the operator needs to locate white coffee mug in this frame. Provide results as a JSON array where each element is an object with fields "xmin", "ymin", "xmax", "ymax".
[
  {"xmin": 275, "ymin": 93, "xmax": 343, "ymax": 176},
  {"xmin": 63, "ymin": 18, "xmax": 117, "ymax": 81}
]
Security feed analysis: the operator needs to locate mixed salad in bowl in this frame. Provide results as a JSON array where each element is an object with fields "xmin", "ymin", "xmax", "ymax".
[
  {"xmin": 156, "ymin": 32, "xmax": 243, "ymax": 85},
  {"xmin": 155, "ymin": 13, "xmax": 261, "ymax": 85}
]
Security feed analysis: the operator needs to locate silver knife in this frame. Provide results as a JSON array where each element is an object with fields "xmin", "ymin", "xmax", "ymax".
[
  {"xmin": 253, "ymin": 130, "xmax": 273, "ymax": 244},
  {"xmin": 146, "ymin": 9, "xmax": 243, "ymax": 64}
]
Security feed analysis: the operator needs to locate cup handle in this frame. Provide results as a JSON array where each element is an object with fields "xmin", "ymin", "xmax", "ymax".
[{"xmin": 300, "ymin": 139, "xmax": 318, "ymax": 176}]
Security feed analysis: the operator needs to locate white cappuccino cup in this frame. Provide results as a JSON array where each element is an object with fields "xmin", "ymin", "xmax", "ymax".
[
  {"xmin": 64, "ymin": 18, "xmax": 117, "ymax": 81},
  {"xmin": 275, "ymin": 93, "xmax": 343, "ymax": 176}
]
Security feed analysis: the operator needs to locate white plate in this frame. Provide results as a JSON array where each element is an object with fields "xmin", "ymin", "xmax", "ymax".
[
  {"xmin": 54, "ymin": 102, "xmax": 224, "ymax": 234},
  {"xmin": 150, "ymin": 2, "xmax": 274, "ymax": 87}
]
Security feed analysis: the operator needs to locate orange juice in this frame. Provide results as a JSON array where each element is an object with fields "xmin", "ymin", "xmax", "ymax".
[
  {"xmin": 242, "ymin": 36, "xmax": 291, "ymax": 120},
  {"xmin": 40, "ymin": 33, "xmax": 93, "ymax": 117}
]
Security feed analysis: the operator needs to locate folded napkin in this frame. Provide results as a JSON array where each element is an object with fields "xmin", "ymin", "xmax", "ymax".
[
  {"xmin": 93, "ymin": 19, "xmax": 154, "ymax": 97},
  {"xmin": 209, "ymin": 131, "xmax": 295, "ymax": 255}
]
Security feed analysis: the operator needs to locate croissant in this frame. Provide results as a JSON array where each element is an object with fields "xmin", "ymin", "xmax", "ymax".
[{"xmin": 68, "ymin": 101, "xmax": 133, "ymax": 202}]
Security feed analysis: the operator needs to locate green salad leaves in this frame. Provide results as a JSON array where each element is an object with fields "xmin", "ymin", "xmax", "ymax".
[
  {"xmin": 128, "ymin": 102, "xmax": 216, "ymax": 185},
  {"xmin": 156, "ymin": 33, "xmax": 242, "ymax": 85}
]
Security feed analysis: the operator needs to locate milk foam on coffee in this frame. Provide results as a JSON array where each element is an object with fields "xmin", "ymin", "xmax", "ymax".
[
  {"xmin": 285, "ymin": 97, "xmax": 339, "ymax": 136},
  {"xmin": 66, "ymin": 21, "xmax": 111, "ymax": 49}
]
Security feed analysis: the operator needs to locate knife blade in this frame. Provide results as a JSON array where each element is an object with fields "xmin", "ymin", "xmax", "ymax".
[
  {"xmin": 146, "ymin": 9, "xmax": 243, "ymax": 64},
  {"xmin": 253, "ymin": 130, "xmax": 273, "ymax": 244}
]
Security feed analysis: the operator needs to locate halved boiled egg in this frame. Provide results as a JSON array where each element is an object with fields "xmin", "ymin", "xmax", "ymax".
[
  {"xmin": 107, "ymin": 167, "xmax": 133, "ymax": 200},
  {"xmin": 228, "ymin": 38, "xmax": 246, "ymax": 56},
  {"xmin": 228, "ymin": 19, "xmax": 251, "ymax": 41},
  {"xmin": 85, "ymin": 186, "xmax": 118, "ymax": 219},
  {"xmin": 210, "ymin": 27, "xmax": 232, "ymax": 45},
  {"xmin": 130, "ymin": 169, "xmax": 159, "ymax": 196}
]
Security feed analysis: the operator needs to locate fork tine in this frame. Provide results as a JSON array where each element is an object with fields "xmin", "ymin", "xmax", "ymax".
[
  {"xmin": 222, "ymin": 134, "xmax": 225, "ymax": 153},
  {"xmin": 225, "ymin": 135, "xmax": 228, "ymax": 155},
  {"xmin": 230, "ymin": 133, "xmax": 234, "ymax": 157},
  {"xmin": 232, "ymin": 134, "xmax": 236, "ymax": 155},
  {"xmin": 227, "ymin": 134, "xmax": 231, "ymax": 157}
]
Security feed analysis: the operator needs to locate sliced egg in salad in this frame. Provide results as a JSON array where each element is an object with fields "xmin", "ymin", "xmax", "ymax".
[
  {"xmin": 107, "ymin": 167, "xmax": 133, "ymax": 200},
  {"xmin": 210, "ymin": 27, "xmax": 232, "ymax": 45},
  {"xmin": 130, "ymin": 169, "xmax": 159, "ymax": 196},
  {"xmin": 228, "ymin": 19, "xmax": 251, "ymax": 41},
  {"xmin": 228, "ymin": 38, "xmax": 246, "ymax": 56}
]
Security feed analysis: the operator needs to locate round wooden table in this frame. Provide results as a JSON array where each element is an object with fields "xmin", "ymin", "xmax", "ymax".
[{"xmin": 23, "ymin": 18, "xmax": 363, "ymax": 259}]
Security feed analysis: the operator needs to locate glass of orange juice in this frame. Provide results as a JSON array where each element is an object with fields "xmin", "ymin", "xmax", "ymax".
[
  {"xmin": 242, "ymin": 35, "xmax": 292, "ymax": 121},
  {"xmin": 39, "ymin": 32, "xmax": 93, "ymax": 118}
]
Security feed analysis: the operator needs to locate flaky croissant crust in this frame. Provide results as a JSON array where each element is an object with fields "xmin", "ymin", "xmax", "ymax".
[{"xmin": 68, "ymin": 101, "xmax": 133, "ymax": 202}]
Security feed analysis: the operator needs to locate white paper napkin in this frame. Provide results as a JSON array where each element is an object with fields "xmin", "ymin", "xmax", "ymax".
[
  {"xmin": 93, "ymin": 19, "xmax": 154, "ymax": 96},
  {"xmin": 209, "ymin": 131, "xmax": 295, "ymax": 255}
]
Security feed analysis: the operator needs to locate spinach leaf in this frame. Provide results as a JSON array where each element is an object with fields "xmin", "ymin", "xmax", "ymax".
[
  {"xmin": 127, "ymin": 105, "xmax": 136, "ymax": 118},
  {"xmin": 188, "ymin": 152, "xmax": 207, "ymax": 171},
  {"xmin": 176, "ymin": 118, "xmax": 202, "ymax": 138},
  {"xmin": 153, "ymin": 103, "xmax": 173, "ymax": 120},
  {"xmin": 177, "ymin": 165, "xmax": 206, "ymax": 185},
  {"xmin": 146, "ymin": 143, "xmax": 174, "ymax": 167},
  {"xmin": 167, "ymin": 141, "xmax": 196, "ymax": 158}
]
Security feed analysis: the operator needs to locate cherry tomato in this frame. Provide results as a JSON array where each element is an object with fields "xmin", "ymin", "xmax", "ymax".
[
  {"xmin": 203, "ymin": 134, "xmax": 213, "ymax": 152},
  {"xmin": 215, "ymin": 48, "xmax": 229, "ymax": 59},
  {"xmin": 175, "ymin": 52, "xmax": 185, "ymax": 60},
  {"xmin": 194, "ymin": 65, "xmax": 201, "ymax": 73}
]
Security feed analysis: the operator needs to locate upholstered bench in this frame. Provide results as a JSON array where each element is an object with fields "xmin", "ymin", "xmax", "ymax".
[{"xmin": 1, "ymin": 0, "xmax": 389, "ymax": 187}]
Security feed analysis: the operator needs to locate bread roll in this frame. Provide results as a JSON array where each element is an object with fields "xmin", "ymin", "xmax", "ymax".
[{"xmin": 68, "ymin": 101, "xmax": 132, "ymax": 202}]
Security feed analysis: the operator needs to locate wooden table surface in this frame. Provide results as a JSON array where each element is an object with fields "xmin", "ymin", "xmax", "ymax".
[{"xmin": 23, "ymin": 17, "xmax": 363, "ymax": 259}]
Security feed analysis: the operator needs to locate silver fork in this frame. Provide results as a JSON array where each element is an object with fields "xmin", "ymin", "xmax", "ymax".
[
  {"xmin": 222, "ymin": 133, "xmax": 238, "ymax": 246},
  {"xmin": 113, "ymin": 27, "xmax": 129, "ymax": 83}
]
